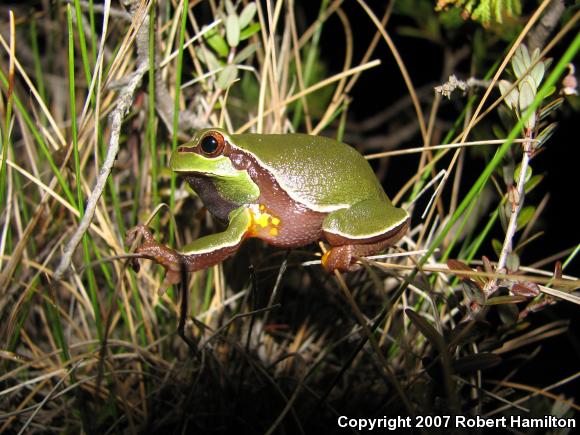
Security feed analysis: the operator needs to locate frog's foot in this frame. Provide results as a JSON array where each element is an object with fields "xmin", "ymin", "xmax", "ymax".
[
  {"xmin": 321, "ymin": 219, "xmax": 410, "ymax": 273},
  {"xmin": 321, "ymin": 245, "xmax": 359, "ymax": 273},
  {"xmin": 126, "ymin": 225, "xmax": 186, "ymax": 289},
  {"xmin": 321, "ymin": 241, "xmax": 391, "ymax": 273},
  {"xmin": 321, "ymin": 199, "xmax": 409, "ymax": 273}
]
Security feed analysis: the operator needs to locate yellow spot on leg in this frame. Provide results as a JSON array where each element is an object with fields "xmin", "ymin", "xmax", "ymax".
[
  {"xmin": 248, "ymin": 205, "xmax": 282, "ymax": 238},
  {"xmin": 321, "ymin": 251, "xmax": 331, "ymax": 268},
  {"xmin": 255, "ymin": 214, "xmax": 270, "ymax": 228}
]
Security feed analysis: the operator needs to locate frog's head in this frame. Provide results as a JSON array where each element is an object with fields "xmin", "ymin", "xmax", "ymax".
[
  {"xmin": 171, "ymin": 128, "xmax": 239, "ymax": 177},
  {"xmin": 171, "ymin": 128, "xmax": 260, "ymax": 205}
]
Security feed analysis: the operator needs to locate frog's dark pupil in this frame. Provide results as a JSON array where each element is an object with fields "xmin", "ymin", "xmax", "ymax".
[{"xmin": 201, "ymin": 136, "xmax": 219, "ymax": 154}]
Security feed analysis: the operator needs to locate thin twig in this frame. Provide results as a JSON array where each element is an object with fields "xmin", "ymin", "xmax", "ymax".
[{"xmin": 495, "ymin": 137, "xmax": 532, "ymax": 280}]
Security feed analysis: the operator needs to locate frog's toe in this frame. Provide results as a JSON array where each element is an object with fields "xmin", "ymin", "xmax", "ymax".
[
  {"xmin": 125, "ymin": 224, "xmax": 155, "ymax": 245},
  {"xmin": 321, "ymin": 246, "xmax": 360, "ymax": 273}
]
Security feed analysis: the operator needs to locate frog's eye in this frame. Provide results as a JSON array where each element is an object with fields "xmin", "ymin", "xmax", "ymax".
[{"xmin": 200, "ymin": 132, "xmax": 225, "ymax": 157}]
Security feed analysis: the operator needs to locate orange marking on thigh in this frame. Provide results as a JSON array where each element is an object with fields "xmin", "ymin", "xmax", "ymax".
[{"xmin": 248, "ymin": 204, "xmax": 282, "ymax": 239}]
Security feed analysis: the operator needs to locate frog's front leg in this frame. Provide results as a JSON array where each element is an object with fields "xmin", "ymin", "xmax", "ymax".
[
  {"xmin": 321, "ymin": 198, "xmax": 409, "ymax": 272},
  {"xmin": 127, "ymin": 207, "xmax": 252, "ymax": 286}
]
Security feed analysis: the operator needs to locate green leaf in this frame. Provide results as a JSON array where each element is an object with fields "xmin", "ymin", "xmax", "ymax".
[
  {"xmin": 226, "ymin": 14, "xmax": 240, "ymax": 48},
  {"xmin": 521, "ymin": 75, "xmax": 537, "ymax": 93},
  {"xmin": 524, "ymin": 174, "xmax": 543, "ymax": 194},
  {"xmin": 494, "ymin": 0, "xmax": 503, "ymax": 23},
  {"xmin": 518, "ymin": 79, "xmax": 535, "ymax": 111},
  {"xmin": 405, "ymin": 308, "xmax": 446, "ymax": 349},
  {"xmin": 502, "ymin": 200, "xmax": 513, "ymax": 227},
  {"xmin": 535, "ymin": 122, "xmax": 557, "ymax": 148},
  {"xmin": 486, "ymin": 295, "xmax": 528, "ymax": 305},
  {"xmin": 506, "ymin": 252, "xmax": 520, "ymax": 271},
  {"xmin": 205, "ymin": 28, "xmax": 229, "ymax": 58},
  {"xmin": 524, "ymin": 111, "xmax": 536, "ymax": 130},
  {"xmin": 462, "ymin": 280, "xmax": 486, "ymax": 305},
  {"xmin": 514, "ymin": 162, "xmax": 532, "ymax": 184},
  {"xmin": 239, "ymin": 2, "xmax": 257, "ymax": 29},
  {"xmin": 452, "ymin": 353, "xmax": 501, "ymax": 375},
  {"xmin": 216, "ymin": 64, "xmax": 238, "ymax": 89},
  {"xmin": 196, "ymin": 47, "xmax": 221, "ymax": 71},
  {"xmin": 492, "ymin": 124, "xmax": 506, "ymax": 139},
  {"xmin": 512, "ymin": 51, "xmax": 526, "ymax": 78},
  {"xmin": 240, "ymin": 22, "xmax": 260, "ymax": 40},
  {"xmin": 473, "ymin": 1, "xmax": 491, "ymax": 25},
  {"xmin": 492, "ymin": 238, "xmax": 503, "ymax": 257},
  {"xmin": 233, "ymin": 43, "xmax": 257, "ymax": 63},
  {"xmin": 499, "ymin": 80, "xmax": 518, "ymax": 110},
  {"xmin": 502, "ymin": 161, "xmax": 514, "ymax": 188},
  {"xmin": 448, "ymin": 320, "xmax": 490, "ymax": 347},
  {"xmin": 539, "ymin": 99, "xmax": 563, "ymax": 121},
  {"xmin": 530, "ymin": 61, "xmax": 545, "ymax": 88},
  {"xmin": 516, "ymin": 206, "xmax": 535, "ymax": 230},
  {"xmin": 224, "ymin": 0, "xmax": 236, "ymax": 15},
  {"xmin": 447, "ymin": 259, "xmax": 486, "ymax": 286},
  {"xmin": 520, "ymin": 44, "xmax": 531, "ymax": 69}
]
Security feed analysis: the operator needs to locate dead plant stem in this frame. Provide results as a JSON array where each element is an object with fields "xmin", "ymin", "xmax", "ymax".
[{"xmin": 495, "ymin": 133, "xmax": 533, "ymax": 288}]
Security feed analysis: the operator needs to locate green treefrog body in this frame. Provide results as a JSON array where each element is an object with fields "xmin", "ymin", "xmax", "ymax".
[{"xmin": 127, "ymin": 128, "xmax": 409, "ymax": 285}]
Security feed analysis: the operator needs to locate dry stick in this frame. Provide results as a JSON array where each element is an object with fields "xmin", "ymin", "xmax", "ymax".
[
  {"xmin": 375, "ymin": 262, "xmax": 578, "ymax": 292},
  {"xmin": 53, "ymin": 0, "xmax": 149, "ymax": 281},
  {"xmin": 526, "ymin": 0, "xmax": 565, "ymax": 51},
  {"xmin": 365, "ymin": 138, "xmax": 534, "ymax": 159}
]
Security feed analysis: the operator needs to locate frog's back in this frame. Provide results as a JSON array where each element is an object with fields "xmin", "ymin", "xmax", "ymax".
[{"xmin": 231, "ymin": 133, "xmax": 388, "ymax": 212}]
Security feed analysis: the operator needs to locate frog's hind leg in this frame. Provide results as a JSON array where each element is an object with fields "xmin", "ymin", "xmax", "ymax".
[{"xmin": 321, "ymin": 199, "xmax": 409, "ymax": 272}]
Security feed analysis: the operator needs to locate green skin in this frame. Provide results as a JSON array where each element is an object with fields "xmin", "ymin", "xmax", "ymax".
[{"xmin": 127, "ymin": 128, "xmax": 409, "ymax": 286}]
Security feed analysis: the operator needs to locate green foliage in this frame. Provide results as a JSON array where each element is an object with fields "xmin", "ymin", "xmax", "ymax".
[
  {"xmin": 499, "ymin": 44, "xmax": 552, "ymax": 130},
  {"xmin": 198, "ymin": 1, "xmax": 259, "ymax": 90},
  {"xmin": 436, "ymin": 0, "xmax": 522, "ymax": 26}
]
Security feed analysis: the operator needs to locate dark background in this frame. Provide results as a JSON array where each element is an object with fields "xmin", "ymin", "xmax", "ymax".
[{"xmin": 304, "ymin": 0, "xmax": 579, "ymax": 398}]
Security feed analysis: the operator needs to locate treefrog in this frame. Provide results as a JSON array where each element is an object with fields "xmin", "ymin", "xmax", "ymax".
[{"xmin": 127, "ymin": 128, "xmax": 409, "ymax": 285}]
